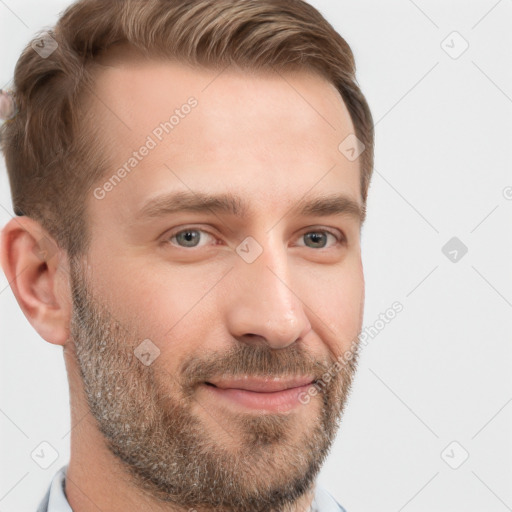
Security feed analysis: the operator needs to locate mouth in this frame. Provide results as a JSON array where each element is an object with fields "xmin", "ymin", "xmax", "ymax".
[{"xmin": 201, "ymin": 375, "xmax": 316, "ymax": 413}]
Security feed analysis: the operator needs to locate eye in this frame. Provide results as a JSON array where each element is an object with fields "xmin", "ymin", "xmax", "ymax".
[
  {"xmin": 162, "ymin": 226, "xmax": 345, "ymax": 250},
  {"xmin": 165, "ymin": 228, "xmax": 215, "ymax": 248},
  {"xmin": 297, "ymin": 229, "xmax": 343, "ymax": 249}
]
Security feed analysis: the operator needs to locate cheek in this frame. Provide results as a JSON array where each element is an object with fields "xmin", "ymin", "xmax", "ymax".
[
  {"xmin": 88, "ymin": 255, "xmax": 216, "ymax": 352},
  {"xmin": 303, "ymin": 261, "xmax": 364, "ymax": 348}
]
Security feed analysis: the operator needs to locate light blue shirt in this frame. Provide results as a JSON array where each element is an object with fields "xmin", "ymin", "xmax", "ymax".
[{"xmin": 37, "ymin": 464, "xmax": 347, "ymax": 512}]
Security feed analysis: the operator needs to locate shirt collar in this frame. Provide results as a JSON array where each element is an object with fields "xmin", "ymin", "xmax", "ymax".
[{"xmin": 41, "ymin": 464, "xmax": 72, "ymax": 512}]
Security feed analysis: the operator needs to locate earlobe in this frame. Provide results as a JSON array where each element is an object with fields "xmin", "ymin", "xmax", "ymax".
[{"xmin": 0, "ymin": 217, "xmax": 71, "ymax": 346}]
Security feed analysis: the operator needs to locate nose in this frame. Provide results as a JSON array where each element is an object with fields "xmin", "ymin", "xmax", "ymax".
[{"xmin": 224, "ymin": 236, "xmax": 312, "ymax": 350}]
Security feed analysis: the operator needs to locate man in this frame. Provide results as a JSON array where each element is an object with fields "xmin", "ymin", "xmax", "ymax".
[{"xmin": 0, "ymin": 0, "xmax": 374, "ymax": 510}]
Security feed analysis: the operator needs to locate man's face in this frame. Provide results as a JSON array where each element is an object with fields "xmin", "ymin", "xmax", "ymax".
[{"xmin": 69, "ymin": 54, "xmax": 365, "ymax": 511}]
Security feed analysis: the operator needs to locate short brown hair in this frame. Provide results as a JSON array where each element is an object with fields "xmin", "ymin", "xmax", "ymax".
[{"xmin": 1, "ymin": 0, "xmax": 374, "ymax": 258}]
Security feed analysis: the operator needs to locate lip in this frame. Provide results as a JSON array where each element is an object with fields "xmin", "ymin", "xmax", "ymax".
[
  {"xmin": 201, "ymin": 375, "xmax": 316, "ymax": 413},
  {"xmin": 206, "ymin": 375, "xmax": 315, "ymax": 392}
]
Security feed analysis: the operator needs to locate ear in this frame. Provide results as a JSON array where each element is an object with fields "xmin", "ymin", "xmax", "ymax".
[{"xmin": 0, "ymin": 216, "xmax": 72, "ymax": 346}]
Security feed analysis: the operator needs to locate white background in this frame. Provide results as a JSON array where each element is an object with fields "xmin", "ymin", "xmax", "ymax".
[{"xmin": 1, "ymin": 1, "xmax": 511, "ymax": 511}]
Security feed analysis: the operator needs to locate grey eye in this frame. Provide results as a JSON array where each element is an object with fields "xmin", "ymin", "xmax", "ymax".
[
  {"xmin": 173, "ymin": 229, "xmax": 203, "ymax": 247},
  {"xmin": 303, "ymin": 232, "xmax": 329, "ymax": 249}
]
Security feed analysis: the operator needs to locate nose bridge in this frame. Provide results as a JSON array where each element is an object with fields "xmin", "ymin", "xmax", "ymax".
[{"xmin": 226, "ymin": 232, "xmax": 312, "ymax": 348}]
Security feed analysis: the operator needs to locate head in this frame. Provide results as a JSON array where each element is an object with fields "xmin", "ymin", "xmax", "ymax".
[{"xmin": 1, "ymin": 1, "xmax": 374, "ymax": 511}]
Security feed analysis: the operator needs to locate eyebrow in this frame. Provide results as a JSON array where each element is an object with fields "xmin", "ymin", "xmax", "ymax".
[{"xmin": 137, "ymin": 190, "xmax": 365, "ymax": 223}]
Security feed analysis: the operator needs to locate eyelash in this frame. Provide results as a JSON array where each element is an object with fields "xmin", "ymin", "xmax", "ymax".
[{"xmin": 163, "ymin": 226, "xmax": 345, "ymax": 250}]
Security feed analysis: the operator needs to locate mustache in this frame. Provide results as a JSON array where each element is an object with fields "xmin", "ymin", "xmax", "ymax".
[{"xmin": 179, "ymin": 342, "xmax": 336, "ymax": 390}]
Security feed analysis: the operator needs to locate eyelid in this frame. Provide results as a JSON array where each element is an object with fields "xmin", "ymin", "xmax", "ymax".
[{"xmin": 299, "ymin": 225, "xmax": 344, "ymax": 239}]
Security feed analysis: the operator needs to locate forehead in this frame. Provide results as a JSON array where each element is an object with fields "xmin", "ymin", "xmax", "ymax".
[
  {"xmin": 84, "ymin": 53, "xmax": 361, "ymax": 223},
  {"xmin": 90, "ymin": 50, "xmax": 354, "ymax": 135}
]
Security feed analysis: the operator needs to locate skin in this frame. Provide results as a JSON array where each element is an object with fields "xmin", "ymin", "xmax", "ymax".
[{"xmin": 1, "ymin": 52, "xmax": 365, "ymax": 512}]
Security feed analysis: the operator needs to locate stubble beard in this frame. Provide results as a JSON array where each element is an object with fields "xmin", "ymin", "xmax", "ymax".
[{"xmin": 68, "ymin": 259, "xmax": 361, "ymax": 512}]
